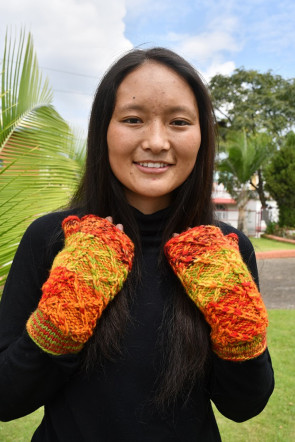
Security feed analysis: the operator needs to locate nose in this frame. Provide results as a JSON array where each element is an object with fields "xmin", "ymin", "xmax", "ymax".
[{"xmin": 142, "ymin": 120, "xmax": 170, "ymax": 152}]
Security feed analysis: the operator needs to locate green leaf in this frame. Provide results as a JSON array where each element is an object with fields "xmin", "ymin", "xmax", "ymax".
[{"xmin": 0, "ymin": 29, "xmax": 85, "ymax": 293}]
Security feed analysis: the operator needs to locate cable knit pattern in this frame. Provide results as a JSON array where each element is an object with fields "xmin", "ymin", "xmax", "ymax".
[
  {"xmin": 164, "ymin": 225, "xmax": 268, "ymax": 361},
  {"xmin": 26, "ymin": 215, "xmax": 134, "ymax": 355}
]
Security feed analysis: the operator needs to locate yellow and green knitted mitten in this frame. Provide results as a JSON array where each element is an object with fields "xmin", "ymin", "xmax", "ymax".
[
  {"xmin": 27, "ymin": 215, "xmax": 134, "ymax": 355},
  {"xmin": 164, "ymin": 225, "xmax": 268, "ymax": 362}
]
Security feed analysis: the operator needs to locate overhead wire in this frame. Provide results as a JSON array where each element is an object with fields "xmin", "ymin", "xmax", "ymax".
[{"xmin": 0, "ymin": 57, "xmax": 99, "ymax": 97}]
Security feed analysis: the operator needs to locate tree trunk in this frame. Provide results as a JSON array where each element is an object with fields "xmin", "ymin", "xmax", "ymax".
[
  {"xmin": 238, "ymin": 205, "xmax": 245, "ymax": 233},
  {"xmin": 237, "ymin": 186, "xmax": 249, "ymax": 234},
  {"xmin": 257, "ymin": 168, "xmax": 268, "ymax": 209}
]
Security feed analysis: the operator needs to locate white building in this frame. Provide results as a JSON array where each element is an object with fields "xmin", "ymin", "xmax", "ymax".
[{"xmin": 212, "ymin": 182, "xmax": 278, "ymax": 237}]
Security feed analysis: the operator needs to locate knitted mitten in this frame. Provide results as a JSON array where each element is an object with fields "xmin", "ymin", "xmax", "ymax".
[
  {"xmin": 164, "ymin": 225, "xmax": 268, "ymax": 361},
  {"xmin": 27, "ymin": 215, "xmax": 134, "ymax": 355}
]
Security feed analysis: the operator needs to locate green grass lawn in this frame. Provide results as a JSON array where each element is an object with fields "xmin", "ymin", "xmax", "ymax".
[
  {"xmin": 0, "ymin": 407, "xmax": 43, "ymax": 442},
  {"xmin": 250, "ymin": 237, "xmax": 295, "ymax": 252},
  {"xmin": 214, "ymin": 310, "xmax": 295, "ymax": 442},
  {"xmin": 0, "ymin": 311, "xmax": 294, "ymax": 441}
]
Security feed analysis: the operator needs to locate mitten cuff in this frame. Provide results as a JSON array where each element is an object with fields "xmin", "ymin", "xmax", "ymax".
[
  {"xmin": 26, "ymin": 309, "xmax": 83, "ymax": 355},
  {"xmin": 213, "ymin": 332, "xmax": 267, "ymax": 362}
]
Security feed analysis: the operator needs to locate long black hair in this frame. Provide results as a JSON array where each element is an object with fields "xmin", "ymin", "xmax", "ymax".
[{"xmin": 70, "ymin": 47, "xmax": 216, "ymax": 409}]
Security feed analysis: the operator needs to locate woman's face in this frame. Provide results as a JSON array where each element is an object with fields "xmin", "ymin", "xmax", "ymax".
[{"xmin": 107, "ymin": 61, "xmax": 201, "ymax": 214}]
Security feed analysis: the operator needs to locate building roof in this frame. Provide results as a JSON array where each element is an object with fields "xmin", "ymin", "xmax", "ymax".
[{"xmin": 213, "ymin": 198, "xmax": 236, "ymax": 205}]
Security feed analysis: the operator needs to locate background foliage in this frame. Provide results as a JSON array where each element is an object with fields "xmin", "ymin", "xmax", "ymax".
[
  {"xmin": 0, "ymin": 30, "xmax": 85, "ymax": 292},
  {"xmin": 210, "ymin": 68, "xmax": 295, "ymax": 229},
  {"xmin": 264, "ymin": 132, "xmax": 295, "ymax": 227}
]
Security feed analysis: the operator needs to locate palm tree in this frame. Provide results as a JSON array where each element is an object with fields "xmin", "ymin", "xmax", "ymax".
[
  {"xmin": 217, "ymin": 131, "xmax": 270, "ymax": 233},
  {"xmin": 0, "ymin": 30, "xmax": 85, "ymax": 293}
]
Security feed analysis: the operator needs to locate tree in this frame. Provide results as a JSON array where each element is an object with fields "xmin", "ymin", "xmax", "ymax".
[
  {"xmin": 264, "ymin": 132, "xmax": 295, "ymax": 227},
  {"xmin": 217, "ymin": 131, "xmax": 269, "ymax": 233},
  {"xmin": 0, "ymin": 30, "xmax": 85, "ymax": 291},
  {"xmin": 210, "ymin": 68, "xmax": 295, "ymax": 139},
  {"xmin": 210, "ymin": 68, "xmax": 295, "ymax": 209}
]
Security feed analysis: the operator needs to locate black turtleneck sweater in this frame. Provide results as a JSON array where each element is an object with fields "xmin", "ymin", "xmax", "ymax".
[{"xmin": 0, "ymin": 208, "xmax": 274, "ymax": 441}]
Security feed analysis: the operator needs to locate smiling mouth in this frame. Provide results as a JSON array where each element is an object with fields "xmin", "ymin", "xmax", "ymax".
[{"xmin": 136, "ymin": 162, "xmax": 171, "ymax": 168}]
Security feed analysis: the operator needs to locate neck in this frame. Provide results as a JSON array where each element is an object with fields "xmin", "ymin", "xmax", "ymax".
[{"xmin": 125, "ymin": 194, "xmax": 171, "ymax": 215}]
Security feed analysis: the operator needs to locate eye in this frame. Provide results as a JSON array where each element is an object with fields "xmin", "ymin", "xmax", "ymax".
[
  {"xmin": 171, "ymin": 119, "xmax": 191, "ymax": 126},
  {"xmin": 122, "ymin": 117, "xmax": 142, "ymax": 124}
]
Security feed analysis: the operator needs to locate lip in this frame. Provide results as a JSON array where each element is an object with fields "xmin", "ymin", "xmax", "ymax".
[{"xmin": 134, "ymin": 161, "xmax": 172, "ymax": 174}]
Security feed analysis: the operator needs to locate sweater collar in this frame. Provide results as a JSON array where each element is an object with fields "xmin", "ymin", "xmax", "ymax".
[{"xmin": 131, "ymin": 206, "xmax": 172, "ymax": 246}]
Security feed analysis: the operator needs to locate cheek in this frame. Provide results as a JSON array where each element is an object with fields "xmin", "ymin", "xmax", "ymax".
[
  {"xmin": 182, "ymin": 138, "xmax": 201, "ymax": 165},
  {"xmin": 107, "ymin": 125, "xmax": 133, "ymax": 160},
  {"xmin": 107, "ymin": 129, "xmax": 124, "ymax": 166},
  {"xmin": 108, "ymin": 150, "xmax": 126, "ymax": 183},
  {"xmin": 107, "ymin": 142, "xmax": 121, "ymax": 180},
  {"xmin": 107, "ymin": 143, "xmax": 131, "ymax": 186},
  {"xmin": 177, "ymin": 142, "xmax": 200, "ymax": 181}
]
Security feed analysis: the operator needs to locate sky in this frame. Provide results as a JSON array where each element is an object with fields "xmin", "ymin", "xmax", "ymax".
[{"xmin": 0, "ymin": 0, "xmax": 294, "ymax": 132}]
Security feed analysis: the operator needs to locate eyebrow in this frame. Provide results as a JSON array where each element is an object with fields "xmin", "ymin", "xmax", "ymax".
[
  {"xmin": 169, "ymin": 105, "xmax": 199, "ymax": 119},
  {"xmin": 116, "ymin": 104, "xmax": 198, "ymax": 119},
  {"xmin": 116, "ymin": 104, "xmax": 145, "ymax": 112}
]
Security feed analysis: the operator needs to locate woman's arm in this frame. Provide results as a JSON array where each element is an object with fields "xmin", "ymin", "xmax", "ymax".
[
  {"xmin": 210, "ymin": 348, "xmax": 274, "ymax": 422},
  {"xmin": 0, "ymin": 211, "xmax": 134, "ymax": 421},
  {"xmin": 0, "ymin": 331, "xmax": 79, "ymax": 421},
  {"xmin": 164, "ymin": 222, "xmax": 274, "ymax": 421},
  {"xmin": 210, "ymin": 224, "xmax": 274, "ymax": 421},
  {"xmin": 0, "ymin": 212, "xmax": 79, "ymax": 421}
]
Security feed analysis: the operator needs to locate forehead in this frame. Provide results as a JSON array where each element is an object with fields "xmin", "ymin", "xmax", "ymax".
[{"xmin": 115, "ymin": 61, "xmax": 197, "ymax": 110}]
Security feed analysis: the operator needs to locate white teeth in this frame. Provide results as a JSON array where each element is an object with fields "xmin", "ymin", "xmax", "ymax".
[{"xmin": 138, "ymin": 162, "xmax": 167, "ymax": 168}]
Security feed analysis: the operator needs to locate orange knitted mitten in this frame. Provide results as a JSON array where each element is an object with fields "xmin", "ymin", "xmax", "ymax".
[
  {"xmin": 27, "ymin": 215, "xmax": 134, "ymax": 355},
  {"xmin": 164, "ymin": 225, "xmax": 268, "ymax": 361}
]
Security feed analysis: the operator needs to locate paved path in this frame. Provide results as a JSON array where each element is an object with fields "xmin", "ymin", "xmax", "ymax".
[{"xmin": 257, "ymin": 257, "xmax": 295, "ymax": 309}]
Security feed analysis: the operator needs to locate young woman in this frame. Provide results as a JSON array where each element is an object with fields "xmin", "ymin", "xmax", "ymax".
[{"xmin": 0, "ymin": 48, "xmax": 274, "ymax": 441}]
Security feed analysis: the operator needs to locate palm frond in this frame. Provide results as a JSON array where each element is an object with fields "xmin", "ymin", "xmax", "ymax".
[{"xmin": 0, "ymin": 29, "xmax": 85, "ymax": 292}]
